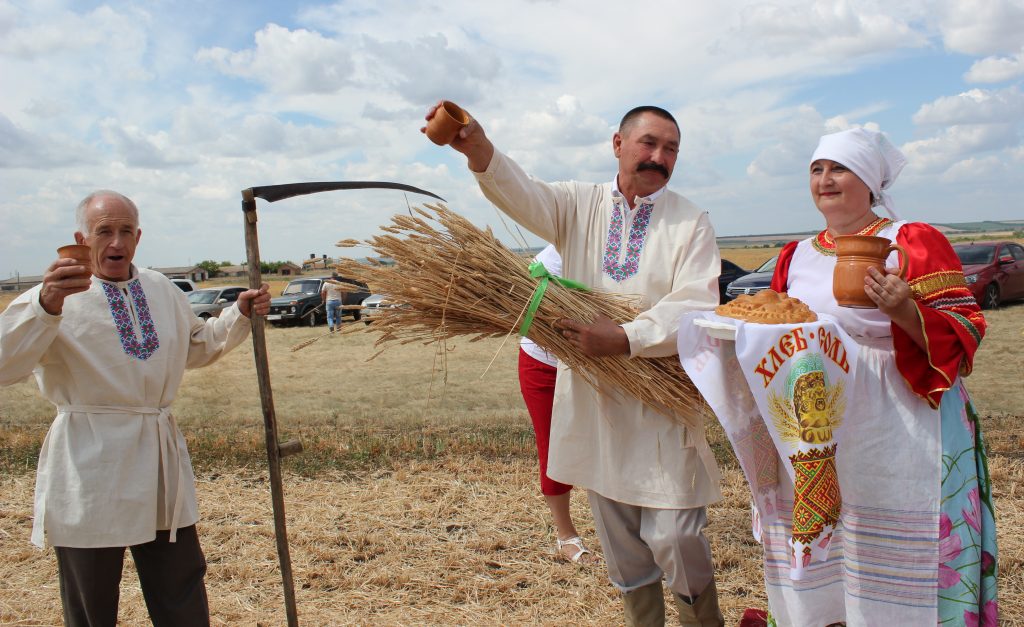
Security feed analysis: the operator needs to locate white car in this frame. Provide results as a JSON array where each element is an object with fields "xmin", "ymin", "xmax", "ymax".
[{"xmin": 360, "ymin": 293, "xmax": 404, "ymax": 325}]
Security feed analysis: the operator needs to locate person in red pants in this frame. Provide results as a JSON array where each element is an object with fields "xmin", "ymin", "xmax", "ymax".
[{"xmin": 518, "ymin": 244, "xmax": 595, "ymax": 564}]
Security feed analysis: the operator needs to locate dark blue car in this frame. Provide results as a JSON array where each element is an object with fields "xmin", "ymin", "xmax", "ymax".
[
  {"xmin": 719, "ymin": 260, "xmax": 750, "ymax": 304},
  {"xmin": 724, "ymin": 256, "xmax": 778, "ymax": 301}
]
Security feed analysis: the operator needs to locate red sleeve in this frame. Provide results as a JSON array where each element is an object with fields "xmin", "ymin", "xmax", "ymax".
[
  {"xmin": 770, "ymin": 241, "xmax": 799, "ymax": 292},
  {"xmin": 892, "ymin": 223, "xmax": 986, "ymax": 408}
]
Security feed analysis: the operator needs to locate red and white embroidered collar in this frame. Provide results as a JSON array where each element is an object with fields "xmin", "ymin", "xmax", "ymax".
[{"xmin": 812, "ymin": 216, "xmax": 893, "ymax": 256}]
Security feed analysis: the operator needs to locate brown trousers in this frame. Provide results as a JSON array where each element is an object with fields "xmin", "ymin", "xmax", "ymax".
[{"xmin": 54, "ymin": 524, "xmax": 210, "ymax": 627}]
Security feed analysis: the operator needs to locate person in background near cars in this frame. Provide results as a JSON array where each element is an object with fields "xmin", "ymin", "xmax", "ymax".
[
  {"xmin": 321, "ymin": 273, "xmax": 346, "ymax": 332},
  {"xmin": 518, "ymin": 244, "xmax": 595, "ymax": 565},
  {"xmin": 0, "ymin": 190, "xmax": 271, "ymax": 627},
  {"xmin": 427, "ymin": 103, "xmax": 725, "ymax": 626},
  {"xmin": 766, "ymin": 128, "xmax": 997, "ymax": 625}
]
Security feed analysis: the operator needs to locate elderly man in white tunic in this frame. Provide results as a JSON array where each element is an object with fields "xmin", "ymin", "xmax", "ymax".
[
  {"xmin": 0, "ymin": 190, "xmax": 270, "ymax": 627},
  {"xmin": 424, "ymin": 105, "xmax": 724, "ymax": 626}
]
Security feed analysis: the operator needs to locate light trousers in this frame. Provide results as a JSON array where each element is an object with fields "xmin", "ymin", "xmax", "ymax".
[{"xmin": 589, "ymin": 491, "xmax": 715, "ymax": 598}]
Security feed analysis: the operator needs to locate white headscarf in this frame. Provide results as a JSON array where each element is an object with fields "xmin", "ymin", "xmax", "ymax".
[{"xmin": 810, "ymin": 128, "xmax": 907, "ymax": 220}]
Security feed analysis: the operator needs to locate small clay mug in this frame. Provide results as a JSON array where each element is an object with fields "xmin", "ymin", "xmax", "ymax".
[
  {"xmin": 833, "ymin": 235, "xmax": 907, "ymax": 308},
  {"xmin": 57, "ymin": 244, "xmax": 93, "ymax": 277},
  {"xmin": 425, "ymin": 101, "xmax": 470, "ymax": 145}
]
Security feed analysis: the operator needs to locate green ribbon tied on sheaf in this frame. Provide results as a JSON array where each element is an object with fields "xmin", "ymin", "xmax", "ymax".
[{"xmin": 518, "ymin": 260, "xmax": 590, "ymax": 337}]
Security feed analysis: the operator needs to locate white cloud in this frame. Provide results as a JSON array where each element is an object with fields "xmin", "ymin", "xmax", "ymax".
[
  {"xmin": 965, "ymin": 48, "xmax": 1024, "ymax": 83},
  {"xmin": 515, "ymin": 95, "xmax": 610, "ymax": 149},
  {"xmin": 746, "ymin": 106, "xmax": 830, "ymax": 179},
  {"xmin": 0, "ymin": 114, "xmax": 94, "ymax": 168},
  {"xmin": 99, "ymin": 119, "xmax": 192, "ymax": 169},
  {"xmin": 196, "ymin": 23, "xmax": 355, "ymax": 94},
  {"xmin": 902, "ymin": 124, "xmax": 1018, "ymax": 174},
  {"xmin": 3, "ymin": 1, "xmax": 1024, "ymax": 277},
  {"xmin": 733, "ymin": 0, "xmax": 926, "ymax": 57},
  {"xmin": 938, "ymin": 0, "xmax": 1024, "ymax": 55},
  {"xmin": 912, "ymin": 87, "xmax": 1024, "ymax": 125},
  {"xmin": 940, "ymin": 155, "xmax": 1008, "ymax": 182},
  {"xmin": 360, "ymin": 34, "xmax": 501, "ymax": 106},
  {"xmin": 0, "ymin": 5, "xmax": 147, "ymax": 63}
]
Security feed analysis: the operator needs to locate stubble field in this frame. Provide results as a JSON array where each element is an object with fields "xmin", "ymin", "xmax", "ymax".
[{"xmin": 0, "ymin": 255, "xmax": 1022, "ymax": 625}]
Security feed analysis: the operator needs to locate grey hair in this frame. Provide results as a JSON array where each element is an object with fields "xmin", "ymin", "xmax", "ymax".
[{"xmin": 75, "ymin": 190, "xmax": 139, "ymax": 234}]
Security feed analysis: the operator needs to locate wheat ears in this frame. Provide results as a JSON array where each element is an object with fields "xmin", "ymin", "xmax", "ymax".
[{"xmin": 335, "ymin": 204, "xmax": 705, "ymax": 427}]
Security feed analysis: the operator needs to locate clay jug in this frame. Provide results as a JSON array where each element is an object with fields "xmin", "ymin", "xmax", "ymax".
[{"xmin": 833, "ymin": 235, "xmax": 907, "ymax": 308}]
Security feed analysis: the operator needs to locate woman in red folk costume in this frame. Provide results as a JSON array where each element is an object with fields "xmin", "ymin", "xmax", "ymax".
[{"xmin": 766, "ymin": 128, "xmax": 997, "ymax": 626}]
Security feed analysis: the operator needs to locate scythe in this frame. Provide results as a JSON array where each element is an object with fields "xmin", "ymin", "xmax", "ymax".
[{"xmin": 240, "ymin": 181, "xmax": 444, "ymax": 626}]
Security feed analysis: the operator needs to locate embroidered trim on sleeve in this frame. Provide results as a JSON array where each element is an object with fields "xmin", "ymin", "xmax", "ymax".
[
  {"xmin": 909, "ymin": 270, "xmax": 968, "ymax": 299},
  {"xmin": 943, "ymin": 310, "xmax": 983, "ymax": 348}
]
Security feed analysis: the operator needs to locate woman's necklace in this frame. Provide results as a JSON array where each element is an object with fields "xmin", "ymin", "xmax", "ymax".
[{"xmin": 812, "ymin": 216, "xmax": 893, "ymax": 256}]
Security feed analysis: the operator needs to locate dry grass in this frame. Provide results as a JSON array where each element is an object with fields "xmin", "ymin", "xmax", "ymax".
[
  {"xmin": 0, "ymin": 453, "xmax": 765, "ymax": 625},
  {"xmin": 720, "ymin": 248, "xmax": 781, "ymax": 271},
  {"xmin": 2, "ymin": 445, "xmax": 1021, "ymax": 624}
]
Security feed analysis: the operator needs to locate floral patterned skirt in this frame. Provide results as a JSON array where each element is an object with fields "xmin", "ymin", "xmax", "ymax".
[{"xmin": 938, "ymin": 383, "xmax": 998, "ymax": 625}]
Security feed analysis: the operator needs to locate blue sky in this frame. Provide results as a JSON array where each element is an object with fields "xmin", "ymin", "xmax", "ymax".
[{"xmin": 2, "ymin": 0, "xmax": 1023, "ymax": 279}]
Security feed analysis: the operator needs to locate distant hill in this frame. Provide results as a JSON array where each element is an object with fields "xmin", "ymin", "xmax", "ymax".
[
  {"xmin": 718, "ymin": 219, "xmax": 1024, "ymax": 248},
  {"xmin": 931, "ymin": 219, "xmax": 1024, "ymax": 233}
]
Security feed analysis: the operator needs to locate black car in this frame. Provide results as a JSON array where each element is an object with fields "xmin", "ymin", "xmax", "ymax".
[
  {"xmin": 267, "ymin": 276, "xmax": 370, "ymax": 327},
  {"xmin": 724, "ymin": 256, "xmax": 778, "ymax": 301},
  {"xmin": 719, "ymin": 259, "xmax": 751, "ymax": 304}
]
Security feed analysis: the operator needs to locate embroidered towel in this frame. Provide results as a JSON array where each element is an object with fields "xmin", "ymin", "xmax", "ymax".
[{"xmin": 679, "ymin": 311, "xmax": 859, "ymax": 579}]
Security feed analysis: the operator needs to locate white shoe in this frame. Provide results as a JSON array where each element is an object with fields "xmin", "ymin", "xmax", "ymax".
[{"xmin": 556, "ymin": 536, "xmax": 595, "ymax": 564}]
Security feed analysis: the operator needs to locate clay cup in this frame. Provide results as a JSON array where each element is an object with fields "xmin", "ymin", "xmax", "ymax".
[
  {"xmin": 425, "ymin": 101, "xmax": 470, "ymax": 146},
  {"xmin": 832, "ymin": 235, "xmax": 906, "ymax": 308},
  {"xmin": 57, "ymin": 244, "xmax": 93, "ymax": 277}
]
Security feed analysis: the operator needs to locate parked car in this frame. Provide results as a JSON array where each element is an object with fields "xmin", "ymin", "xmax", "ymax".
[
  {"xmin": 361, "ymin": 293, "xmax": 408, "ymax": 325},
  {"xmin": 724, "ymin": 256, "xmax": 778, "ymax": 301},
  {"xmin": 188, "ymin": 286, "xmax": 247, "ymax": 319},
  {"xmin": 718, "ymin": 260, "xmax": 750, "ymax": 304},
  {"xmin": 267, "ymin": 276, "xmax": 370, "ymax": 327},
  {"xmin": 953, "ymin": 240, "xmax": 1024, "ymax": 309},
  {"xmin": 172, "ymin": 278, "xmax": 198, "ymax": 292}
]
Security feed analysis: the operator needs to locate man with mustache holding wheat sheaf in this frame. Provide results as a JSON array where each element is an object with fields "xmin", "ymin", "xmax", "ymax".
[{"xmin": 424, "ymin": 104, "xmax": 725, "ymax": 626}]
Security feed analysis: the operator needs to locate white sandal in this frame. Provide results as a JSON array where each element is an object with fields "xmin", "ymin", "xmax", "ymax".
[{"xmin": 556, "ymin": 536, "xmax": 593, "ymax": 563}]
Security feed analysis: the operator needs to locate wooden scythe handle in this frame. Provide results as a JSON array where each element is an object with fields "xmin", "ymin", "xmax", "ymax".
[{"xmin": 241, "ymin": 189, "xmax": 300, "ymax": 627}]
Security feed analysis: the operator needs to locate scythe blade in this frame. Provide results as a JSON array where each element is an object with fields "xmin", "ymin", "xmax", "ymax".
[{"xmin": 248, "ymin": 180, "xmax": 445, "ymax": 203}]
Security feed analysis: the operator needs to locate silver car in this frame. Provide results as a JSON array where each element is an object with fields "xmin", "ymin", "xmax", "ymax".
[
  {"xmin": 361, "ymin": 293, "xmax": 405, "ymax": 325},
  {"xmin": 188, "ymin": 286, "xmax": 247, "ymax": 319}
]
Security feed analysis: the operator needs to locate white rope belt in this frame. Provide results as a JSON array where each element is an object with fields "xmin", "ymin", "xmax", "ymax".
[{"xmin": 58, "ymin": 404, "xmax": 187, "ymax": 543}]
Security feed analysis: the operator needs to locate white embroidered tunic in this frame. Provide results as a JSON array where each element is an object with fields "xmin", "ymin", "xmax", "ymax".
[
  {"xmin": 476, "ymin": 150, "xmax": 723, "ymax": 508},
  {"xmin": 0, "ymin": 267, "xmax": 252, "ymax": 548}
]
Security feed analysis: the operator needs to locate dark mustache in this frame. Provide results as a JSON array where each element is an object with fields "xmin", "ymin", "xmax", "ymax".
[{"xmin": 637, "ymin": 161, "xmax": 669, "ymax": 177}]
